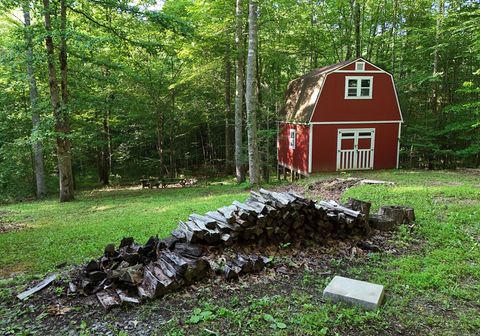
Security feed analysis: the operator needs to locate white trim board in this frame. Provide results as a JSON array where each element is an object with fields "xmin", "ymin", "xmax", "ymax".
[
  {"xmin": 308, "ymin": 125, "xmax": 313, "ymax": 173},
  {"xmin": 310, "ymin": 120, "xmax": 402, "ymax": 125},
  {"xmin": 396, "ymin": 123, "xmax": 401, "ymax": 169},
  {"xmin": 335, "ymin": 70, "xmax": 383, "ymax": 73}
]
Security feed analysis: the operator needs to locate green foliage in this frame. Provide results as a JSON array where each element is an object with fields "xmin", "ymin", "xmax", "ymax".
[{"xmin": 0, "ymin": 0, "xmax": 479, "ymax": 199}]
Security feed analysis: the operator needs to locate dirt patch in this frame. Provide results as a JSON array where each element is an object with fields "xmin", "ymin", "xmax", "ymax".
[
  {"xmin": 276, "ymin": 177, "xmax": 374, "ymax": 202},
  {"xmin": 432, "ymin": 196, "xmax": 479, "ymax": 206},
  {"xmin": 456, "ymin": 168, "xmax": 480, "ymax": 176},
  {"xmin": 0, "ymin": 211, "xmax": 26, "ymax": 234},
  {"xmin": 0, "ymin": 262, "xmax": 33, "ymax": 278},
  {"xmin": 429, "ymin": 181, "xmax": 464, "ymax": 186},
  {"xmin": 274, "ymin": 178, "xmax": 364, "ymax": 201}
]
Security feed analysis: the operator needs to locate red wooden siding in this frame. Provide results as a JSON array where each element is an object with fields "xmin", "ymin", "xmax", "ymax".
[
  {"xmin": 277, "ymin": 123, "xmax": 309, "ymax": 173},
  {"xmin": 311, "ymin": 123, "xmax": 399, "ymax": 172},
  {"xmin": 311, "ymin": 72, "xmax": 401, "ymax": 122}
]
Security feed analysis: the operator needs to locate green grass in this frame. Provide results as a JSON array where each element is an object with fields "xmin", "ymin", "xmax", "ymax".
[
  {"xmin": 1, "ymin": 169, "xmax": 479, "ymax": 335},
  {"xmin": 159, "ymin": 170, "xmax": 479, "ymax": 335},
  {"xmin": 0, "ymin": 181, "xmax": 250, "ymax": 276}
]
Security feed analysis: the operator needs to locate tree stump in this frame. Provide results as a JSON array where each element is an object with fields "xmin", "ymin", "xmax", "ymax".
[{"xmin": 377, "ymin": 206, "xmax": 415, "ymax": 224}]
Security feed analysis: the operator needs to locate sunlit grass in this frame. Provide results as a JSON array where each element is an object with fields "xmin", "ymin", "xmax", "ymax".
[{"xmin": 0, "ymin": 184, "xmax": 250, "ymax": 275}]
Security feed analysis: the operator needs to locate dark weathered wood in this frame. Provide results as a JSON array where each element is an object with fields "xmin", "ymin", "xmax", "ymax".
[
  {"xmin": 189, "ymin": 213, "xmax": 217, "ymax": 230},
  {"xmin": 217, "ymin": 205, "xmax": 237, "ymax": 221},
  {"xmin": 345, "ymin": 198, "xmax": 371, "ymax": 220},
  {"xmin": 317, "ymin": 200, "xmax": 361, "ymax": 218},
  {"xmin": 117, "ymin": 289, "xmax": 140, "ymax": 304},
  {"xmin": 119, "ymin": 237, "xmax": 134, "ymax": 248},
  {"xmin": 96, "ymin": 289, "xmax": 121, "ymax": 309},
  {"xmin": 118, "ymin": 265, "xmax": 143, "ymax": 285}
]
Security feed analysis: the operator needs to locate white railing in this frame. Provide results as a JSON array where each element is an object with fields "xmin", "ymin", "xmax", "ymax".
[{"xmin": 338, "ymin": 149, "xmax": 373, "ymax": 170}]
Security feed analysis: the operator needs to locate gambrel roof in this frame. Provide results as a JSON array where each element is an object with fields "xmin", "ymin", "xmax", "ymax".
[{"xmin": 279, "ymin": 57, "xmax": 394, "ymax": 123}]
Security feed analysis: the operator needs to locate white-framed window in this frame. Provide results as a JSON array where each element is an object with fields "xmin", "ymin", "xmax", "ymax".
[
  {"xmin": 289, "ymin": 129, "xmax": 296, "ymax": 149},
  {"xmin": 345, "ymin": 76, "xmax": 373, "ymax": 99},
  {"xmin": 355, "ymin": 61, "xmax": 365, "ymax": 71}
]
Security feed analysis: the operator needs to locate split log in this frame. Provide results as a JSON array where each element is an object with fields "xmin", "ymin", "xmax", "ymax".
[
  {"xmin": 345, "ymin": 198, "xmax": 371, "ymax": 220},
  {"xmin": 173, "ymin": 243, "xmax": 203, "ymax": 259},
  {"xmin": 96, "ymin": 289, "xmax": 121, "ymax": 309},
  {"xmin": 17, "ymin": 273, "xmax": 57, "ymax": 300},
  {"xmin": 189, "ymin": 213, "xmax": 218, "ymax": 230}
]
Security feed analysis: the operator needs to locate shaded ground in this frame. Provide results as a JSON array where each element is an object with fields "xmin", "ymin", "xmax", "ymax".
[{"xmin": 1, "ymin": 229, "xmax": 409, "ymax": 336}]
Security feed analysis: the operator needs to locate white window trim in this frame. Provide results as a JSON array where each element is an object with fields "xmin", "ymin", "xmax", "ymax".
[
  {"xmin": 289, "ymin": 129, "xmax": 296, "ymax": 149},
  {"xmin": 344, "ymin": 76, "xmax": 373, "ymax": 100},
  {"xmin": 355, "ymin": 61, "xmax": 365, "ymax": 71}
]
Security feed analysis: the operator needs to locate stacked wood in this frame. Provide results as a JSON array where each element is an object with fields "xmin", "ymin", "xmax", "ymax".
[
  {"xmin": 223, "ymin": 255, "xmax": 270, "ymax": 280},
  {"xmin": 173, "ymin": 189, "xmax": 371, "ymax": 245},
  {"xmin": 77, "ymin": 189, "xmax": 414, "ymax": 309},
  {"xmin": 77, "ymin": 236, "xmax": 212, "ymax": 308},
  {"xmin": 78, "ymin": 235, "xmax": 271, "ymax": 309}
]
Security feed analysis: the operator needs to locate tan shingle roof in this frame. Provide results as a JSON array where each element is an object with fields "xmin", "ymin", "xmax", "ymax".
[{"xmin": 280, "ymin": 60, "xmax": 351, "ymax": 123}]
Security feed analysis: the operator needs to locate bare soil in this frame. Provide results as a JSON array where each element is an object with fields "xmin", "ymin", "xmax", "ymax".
[{"xmin": 0, "ymin": 211, "xmax": 26, "ymax": 234}]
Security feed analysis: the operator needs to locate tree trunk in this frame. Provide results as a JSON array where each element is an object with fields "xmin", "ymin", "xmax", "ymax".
[
  {"xmin": 224, "ymin": 45, "xmax": 232, "ymax": 173},
  {"xmin": 390, "ymin": 0, "xmax": 398, "ymax": 76},
  {"xmin": 156, "ymin": 105, "xmax": 165, "ymax": 177},
  {"xmin": 234, "ymin": 0, "xmax": 245, "ymax": 183},
  {"xmin": 43, "ymin": 0, "xmax": 74, "ymax": 202},
  {"xmin": 99, "ymin": 109, "xmax": 111, "ymax": 185},
  {"xmin": 23, "ymin": 1, "xmax": 47, "ymax": 198},
  {"xmin": 345, "ymin": 0, "xmax": 354, "ymax": 60},
  {"xmin": 99, "ymin": 68, "xmax": 112, "ymax": 185},
  {"xmin": 432, "ymin": 0, "xmax": 444, "ymax": 117},
  {"xmin": 354, "ymin": 0, "xmax": 361, "ymax": 57},
  {"xmin": 245, "ymin": 0, "xmax": 259, "ymax": 186}
]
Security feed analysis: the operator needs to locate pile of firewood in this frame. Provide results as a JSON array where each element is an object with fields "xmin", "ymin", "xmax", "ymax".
[
  {"xmin": 171, "ymin": 189, "xmax": 371, "ymax": 245},
  {"xmin": 75, "ymin": 235, "xmax": 270, "ymax": 309},
  {"xmin": 73, "ymin": 189, "xmax": 414, "ymax": 309}
]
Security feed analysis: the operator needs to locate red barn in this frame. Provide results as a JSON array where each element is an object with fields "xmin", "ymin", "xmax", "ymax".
[{"xmin": 277, "ymin": 58, "xmax": 402, "ymax": 175}]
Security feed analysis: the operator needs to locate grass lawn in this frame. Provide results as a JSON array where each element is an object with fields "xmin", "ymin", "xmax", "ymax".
[
  {"xmin": 0, "ymin": 170, "xmax": 479, "ymax": 335},
  {"xmin": 0, "ymin": 181, "xmax": 250, "ymax": 276}
]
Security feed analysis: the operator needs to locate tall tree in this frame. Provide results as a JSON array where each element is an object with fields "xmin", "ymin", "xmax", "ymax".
[
  {"xmin": 245, "ymin": 0, "xmax": 259, "ymax": 185},
  {"xmin": 42, "ymin": 0, "xmax": 74, "ymax": 201},
  {"xmin": 234, "ymin": 0, "xmax": 245, "ymax": 183},
  {"xmin": 224, "ymin": 44, "xmax": 232, "ymax": 173},
  {"xmin": 354, "ymin": 0, "xmax": 361, "ymax": 57},
  {"xmin": 22, "ymin": 1, "xmax": 46, "ymax": 198}
]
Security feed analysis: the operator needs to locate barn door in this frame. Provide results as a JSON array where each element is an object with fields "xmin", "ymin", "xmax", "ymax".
[{"xmin": 336, "ymin": 128, "xmax": 375, "ymax": 171}]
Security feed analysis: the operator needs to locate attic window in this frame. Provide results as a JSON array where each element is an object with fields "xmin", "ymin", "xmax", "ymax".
[
  {"xmin": 289, "ymin": 129, "xmax": 296, "ymax": 149},
  {"xmin": 355, "ymin": 62, "xmax": 365, "ymax": 71},
  {"xmin": 345, "ymin": 76, "xmax": 373, "ymax": 99}
]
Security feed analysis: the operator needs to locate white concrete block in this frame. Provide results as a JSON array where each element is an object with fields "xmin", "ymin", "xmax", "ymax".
[{"xmin": 323, "ymin": 276, "xmax": 385, "ymax": 310}]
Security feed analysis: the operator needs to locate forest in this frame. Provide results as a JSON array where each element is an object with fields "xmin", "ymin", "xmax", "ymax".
[{"xmin": 0, "ymin": 0, "xmax": 479, "ymax": 202}]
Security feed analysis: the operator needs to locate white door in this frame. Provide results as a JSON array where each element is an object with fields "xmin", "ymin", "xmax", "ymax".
[{"xmin": 336, "ymin": 128, "xmax": 375, "ymax": 171}]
